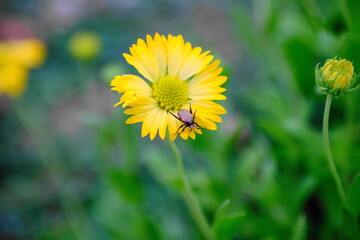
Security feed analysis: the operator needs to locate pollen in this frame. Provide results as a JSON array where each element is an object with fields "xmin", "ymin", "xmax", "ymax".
[{"xmin": 152, "ymin": 75, "xmax": 189, "ymax": 111}]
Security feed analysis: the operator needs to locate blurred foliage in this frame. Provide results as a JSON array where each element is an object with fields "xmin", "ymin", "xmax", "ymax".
[{"xmin": 1, "ymin": 0, "xmax": 360, "ymax": 240}]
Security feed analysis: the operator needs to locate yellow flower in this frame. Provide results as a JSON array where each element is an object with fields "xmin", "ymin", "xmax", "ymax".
[
  {"xmin": 0, "ymin": 63, "xmax": 28, "ymax": 97},
  {"xmin": 0, "ymin": 38, "xmax": 46, "ymax": 98},
  {"xmin": 111, "ymin": 33, "xmax": 227, "ymax": 140},
  {"xmin": 68, "ymin": 31, "xmax": 101, "ymax": 62},
  {"xmin": 0, "ymin": 38, "xmax": 46, "ymax": 68},
  {"xmin": 315, "ymin": 57, "xmax": 359, "ymax": 97}
]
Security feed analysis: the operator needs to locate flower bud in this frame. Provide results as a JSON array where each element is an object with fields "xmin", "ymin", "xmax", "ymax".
[
  {"xmin": 68, "ymin": 31, "xmax": 101, "ymax": 62},
  {"xmin": 315, "ymin": 57, "xmax": 359, "ymax": 97}
]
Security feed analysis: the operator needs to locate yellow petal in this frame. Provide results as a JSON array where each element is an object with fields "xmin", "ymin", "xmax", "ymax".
[
  {"xmin": 189, "ymin": 86, "xmax": 227, "ymax": 100},
  {"xmin": 123, "ymin": 50, "xmax": 158, "ymax": 82},
  {"xmin": 188, "ymin": 60, "xmax": 222, "ymax": 87},
  {"xmin": 157, "ymin": 110, "xmax": 168, "ymax": 140},
  {"xmin": 125, "ymin": 112, "xmax": 148, "ymax": 124},
  {"xmin": 168, "ymin": 114, "xmax": 181, "ymax": 140},
  {"xmin": 123, "ymin": 98, "xmax": 156, "ymax": 114},
  {"xmin": 111, "ymin": 74, "xmax": 151, "ymax": 94},
  {"xmin": 191, "ymin": 100, "xmax": 227, "ymax": 115},
  {"xmin": 178, "ymin": 49, "xmax": 214, "ymax": 80},
  {"xmin": 194, "ymin": 113, "xmax": 218, "ymax": 130},
  {"xmin": 146, "ymin": 33, "xmax": 167, "ymax": 77},
  {"xmin": 123, "ymin": 97, "xmax": 157, "ymax": 125},
  {"xmin": 149, "ymin": 108, "xmax": 162, "ymax": 140},
  {"xmin": 191, "ymin": 76, "xmax": 227, "ymax": 88},
  {"xmin": 188, "ymin": 130, "xmax": 195, "ymax": 140},
  {"xmin": 167, "ymin": 34, "xmax": 186, "ymax": 77},
  {"xmin": 180, "ymin": 131, "xmax": 189, "ymax": 140},
  {"xmin": 111, "ymin": 75, "xmax": 152, "ymax": 107},
  {"xmin": 142, "ymin": 108, "xmax": 158, "ymax": 139}
]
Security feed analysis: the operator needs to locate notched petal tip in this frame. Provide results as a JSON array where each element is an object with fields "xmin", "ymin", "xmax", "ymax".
[
  {"xmin": 170, "ymin": 133, "xmax": 177, "ymax": 141},
  {"xmin": 113, "ymin": 102, "xmax": 121, "ymax": 107},
  {"xmin": 180, "ymin": 132, "xmax": 189, "ymax": 140},
  {"xmin": 188, "ymin": 131, "xmax": 196, "ymax": 140},
  {"xmin": 194, "ymin": 128, "xmax": 202, "ymax": 135},
  {"xmin": 123, "ymin": 53, "xmax": 130, "ymax": 59},
  {"xmin": 218, "ymin": 95, "xmax": 227, "ymax": 100},
  {"xmin": 110, "ymin": 75, "xmax": 122, "ymax": 85}
]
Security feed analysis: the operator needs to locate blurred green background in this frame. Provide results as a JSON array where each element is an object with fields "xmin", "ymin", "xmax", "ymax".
[{"xmin": 1, "ymin": 0, "xmax": 360, "ymax": 239}]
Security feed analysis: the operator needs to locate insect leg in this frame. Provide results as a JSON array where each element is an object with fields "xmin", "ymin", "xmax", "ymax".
[
  {"xmin": 168, "ymin": 111, "xmax": 181, "ymax": 121},
  {"xmin": 192, "ymin": 110, "xmax": 200, "ymax": 129},
  {"xmin": 179, "ymin": 124, "xmax": 188, "ymax": 134},
  {"xmin": 176, "ymin": 124, "xmax": 186, "ymax": 134}
]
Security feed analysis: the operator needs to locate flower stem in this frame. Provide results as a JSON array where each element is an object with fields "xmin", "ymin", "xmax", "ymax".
[
  {"xmin": 322, "ymin": 94, "xmax": 349, "ymax": 208},
  {"xmin": 167, "ymin": 137, "xmax": 214, "ymax": 240}
]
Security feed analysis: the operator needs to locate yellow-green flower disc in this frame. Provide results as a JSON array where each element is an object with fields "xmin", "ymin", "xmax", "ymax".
[
  {"xmin": 68, "ymin": 31, "xmax": 101, "ymax": 62},
  {"xmin": 315, "ymin": 57, "xmax": 359, "ymax": 97},
  {"xmin": 110, "ymin": 33, "xmax": 227, "ymax": 140}
]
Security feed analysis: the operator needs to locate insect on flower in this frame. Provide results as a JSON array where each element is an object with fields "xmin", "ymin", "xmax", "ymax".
[
  {"xmin": 169, "ymin": 104, "xmax": 200, "ymax": 135},
  {"xmin": 110, "ymin": 33, "xmax": 227, "ymax": 140}
]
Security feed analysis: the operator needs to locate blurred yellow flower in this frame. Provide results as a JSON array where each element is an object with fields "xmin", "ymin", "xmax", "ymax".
[
  {"xmin": 68, "ymin": 31, "xmax": 101, "ymax": 62},
  {"xmin": 0, "ymin": 63, "xmax": 28, "ymax": 97},
  {"xmin": 0, "ymin": 38, "xmax": 46, "ymax": 98},
  {"xmin": 315, "ymin": 57, "xmax": 359, "ymax": 97},
  {"xmin": 111, "ymin": 33, "xmax": 227, "ymax": 140},
  {"xmin": 0, "ymin": 38, "xmax": 46, "ymax": 68}
]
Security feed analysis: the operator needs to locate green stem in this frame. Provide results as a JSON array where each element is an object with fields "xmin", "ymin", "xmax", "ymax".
[
  {"xmin": 322, "ymin": 94, "xmax": 349, "ymax": 208},
  {"xmin": 167, "ymin": 137, "xmax": 214, "ymax": 240}
]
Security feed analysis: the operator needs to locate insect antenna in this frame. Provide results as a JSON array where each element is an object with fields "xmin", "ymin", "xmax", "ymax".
[{"xmin": 193, "ymin": 109, "xmax": 197, "ymax": 120}]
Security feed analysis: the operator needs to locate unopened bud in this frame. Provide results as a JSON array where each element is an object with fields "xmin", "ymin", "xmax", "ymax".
[{"xmin": 315, "ymin": 57, "xmax": 359, "ymax": 97}]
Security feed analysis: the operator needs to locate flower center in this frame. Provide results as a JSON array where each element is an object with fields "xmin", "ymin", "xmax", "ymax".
[{"xmin": 152, "ymin": 75, "xmax": 189, "ymax": 111}]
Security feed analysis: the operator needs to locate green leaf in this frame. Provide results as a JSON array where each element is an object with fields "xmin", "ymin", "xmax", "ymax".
[
  {"xmin": 212, "ymin": 199, "xmax": 246, "ymax": 240},
  {"xmin": 348, "ymin": 172, "xmax": 360, "ymax": 216},
  {"xmin": 282, "ymin": 38, "xmax": 317, "ymax": 98},
  {"xmin": 215, "ymin": 212, "xmax": 246, "ymax": 240},
  {"xmin": 212, "ymin": 199, "xmax": 231, "ymax": 230}
]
